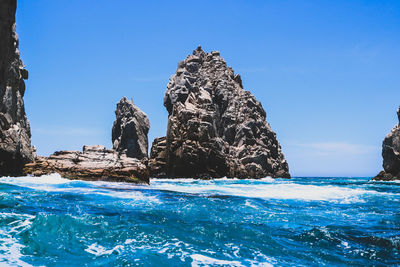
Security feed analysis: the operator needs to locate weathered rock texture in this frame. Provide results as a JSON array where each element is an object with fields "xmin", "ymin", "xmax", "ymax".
[
  {"xmin": 112, "ymin": 97, "xmax": 150, "ymax": 159},
  {"xmin": 374, "ymin": 107, "xmax": 400, "ymax": 181},
  {"xmin": 149, "ymin": 137, "xmax": 167, "ymax": 178},
  {"xmin": 0, "ymin": 0, "xmax": 34, "ymax": 176},
  {"xmin": 149, "ymin": 46, "xmax": 290, "ymax": 179},
  {"xmin": 24, "ymin": 145, "xmax": 149, "ymax": 183}
]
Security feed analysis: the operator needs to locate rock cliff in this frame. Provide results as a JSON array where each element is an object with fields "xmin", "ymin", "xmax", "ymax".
[
  {"xmin": 112, "ymin": 97, "xmax": 150, "ymax": 159},
  {"xmin": 149, "ymin": 46, "xmax": 290, "ymax": 179},
  {"xmin": 0, "ymin": 0, "xmax": 34, "ymax": 176},
  {"xmin": 374, "ymin": 107, "xmax": 400, "ymax": 181}
]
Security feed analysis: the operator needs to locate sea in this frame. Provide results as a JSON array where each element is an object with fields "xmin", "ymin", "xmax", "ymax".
[{"xmin": 0, "ymin": 175, "xmax": 399, "ymax": 266}]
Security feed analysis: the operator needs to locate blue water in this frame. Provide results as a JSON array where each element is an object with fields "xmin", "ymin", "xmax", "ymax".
[{"xmin": 0, "ymin": 175, "xmax": 399, "ymax": 266}]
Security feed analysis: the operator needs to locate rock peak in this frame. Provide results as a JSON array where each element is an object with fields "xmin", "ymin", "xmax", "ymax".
[
  {"xmin": 397, "ymin": 106, "xmax": 400, "ymax": 123},
  {"xmin": 112, "ymin": 97, "xmax": 150, "ymax": 159},
  {"xmin": 151, "ymin": 48, "xmax": 290, "ymax": 179},
  {"xmin": 193, "ymin": 45, "xmax": 205, "ymax": 56}
]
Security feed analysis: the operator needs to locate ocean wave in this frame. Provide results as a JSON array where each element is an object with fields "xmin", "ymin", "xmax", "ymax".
[
  {"xmin": 0, "ymin": 174, "xmax": 160, "ymax": 204},
  {"xmin": 149, "ymin": 180, "xmax": 389, "ymax": 202},
  {"xmin": 0, "ymin": 213, "xmax": 35, "ymax": 267},
  {"xmin": 0, "ymin": 174, "xmax": 394, "ymax": 203}
]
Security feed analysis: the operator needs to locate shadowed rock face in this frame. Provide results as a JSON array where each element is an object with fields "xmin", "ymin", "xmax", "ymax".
[
  {"xmin": 112, "ymin": 97, "xmax": 150, "ymax": 159},
  {"xmin": 0, "ymin": 0, "xmax": 34, "ymax": 176},
  {"xmin": 374, "ymin": 107, "xmax": 400, "ymax": 181},
  {"xmin": 150, "ymin": 46, "xmax": 290, "ymax": 179}
]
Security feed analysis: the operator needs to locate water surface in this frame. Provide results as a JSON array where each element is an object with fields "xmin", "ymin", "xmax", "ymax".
[{"xmin": 0, "ymin": 175, "xmax": 399, "ymax": 266}]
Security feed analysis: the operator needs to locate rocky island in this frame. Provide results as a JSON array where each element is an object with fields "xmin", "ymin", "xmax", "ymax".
[
  {"xmin": 1, "ymin": 0, "xmax": 291, "ymax": 182},
  {"xmin": 374, "ymin": 107, "xmax": 400, "ymax": 181},
  {"xmin": 24, "ymin": 97, "xmax": 150, "ymax": 183},
  {"xmin": 149, "ymin": 46, "xmax": 290, "ymax": 179},
  {"xmin": 0, "ymin": 0, "xmax": 34, "ymax": 176}
]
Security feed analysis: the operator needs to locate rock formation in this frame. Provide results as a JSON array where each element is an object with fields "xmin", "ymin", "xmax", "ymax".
[
  {"xmin": 24, "ymin": 145, "xmax": 149, "ymax": 183},
  {"xmin": 24, "ymin": 98, "xmax": 150, "ymax": 183},
  {"xmin": 374, "ymin": 107, "xmax": 400, "ymax": 181},
  {"xmin": 149, "ymin": 46, "xmax": 290, "ymax": 179},
  {"xmin": 0, "ymin": 0, "xmax": 34, "ymax": 176},
  {"xmin": 112, "ymin": 97, "xmax": 150, "ymax": 159}
]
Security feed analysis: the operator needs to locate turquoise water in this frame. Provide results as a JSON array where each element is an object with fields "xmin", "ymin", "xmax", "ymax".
[{"xmin": 0, "ymin": 175, "xmax": 399, "ymax": 266}]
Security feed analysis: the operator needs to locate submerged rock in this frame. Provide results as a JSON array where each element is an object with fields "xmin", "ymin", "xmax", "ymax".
[
  {"xmin": 112, "ymin": 97, "xmax": 150, "ymax": 159},
  {"xmin": 24, "ymin": 145, "xmax": 149, "ymax": 183},
  {"xmin": 150, "ymin": 46, "xmax": 290, "ymax": 179},
  {"xmin": 374, "ymin": 107, "xmax": 400, "ymax": 181},
  {"xmin": 0, "ymin": 0, "xmax": 34, "ymax": 176}
]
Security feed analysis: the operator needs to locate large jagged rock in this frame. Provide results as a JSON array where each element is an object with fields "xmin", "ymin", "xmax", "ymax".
[
  {"xmin": 24, "ymin": 145, "xmax": 149, "ymax": 183},
  {"xmin": 374, "ymin": 107, "xmax": 400, "ymax": 181},
  {"xmin": 0, "ymin": 0, "xmax": 34, "ymax": 176},
  {"xmin": 149, "ymin": 46, "xmax": 290, "ymax": 179},
  {"xmin": 112, "ymin": 97, "xmax": 150, "ymax": 159}
]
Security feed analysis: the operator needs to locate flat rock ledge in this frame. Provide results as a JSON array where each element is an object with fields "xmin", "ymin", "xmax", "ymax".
[{"xmin": 23, "ymin": 145, "xmax": 149, "ymax": 184}]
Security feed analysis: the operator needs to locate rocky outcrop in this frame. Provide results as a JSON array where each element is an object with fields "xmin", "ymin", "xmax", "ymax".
[
  {"xmin": 24, "ymin": 97, "xmax": 150, "ymax": 183},
  {"xmin": 149, "ymin": 46, "xmax": 290, "ymax": 179},
  {"xmin": 374, "ymin": 107, "xmax": 400, "ymax": 181},
  {"xmin": 112, "ymin": 97, "xmax": 150, "ymax": 159},
  {"xmin": 24, "ymin": 145, "xmax": 149, "ymax": 183},
  {"xmin": 0, "ymin": 0, "xmax": 34, "ymax": 176}
]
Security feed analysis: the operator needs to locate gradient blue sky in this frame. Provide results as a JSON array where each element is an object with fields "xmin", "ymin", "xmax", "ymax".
[{"xmin": 16, "ymin": 0, "xmax": 400, "ymax": 176}]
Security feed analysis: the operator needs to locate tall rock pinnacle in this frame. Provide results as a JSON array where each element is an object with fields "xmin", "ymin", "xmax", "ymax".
[
  {"xmin": 112, "ymin": 97, "xmax": 150, "ymax": 159},
  {"xmin": 149, "ymin": 46, "xmax": 290, "ymax": 179},
  {"xmin": 0, "ymin": 0, "xmax": 34, "ymax": 176}
]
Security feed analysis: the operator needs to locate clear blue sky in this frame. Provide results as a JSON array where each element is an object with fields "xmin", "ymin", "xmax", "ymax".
[{"xmin": 17, "ymin": 0, "xmax": 400, "ymax": 177}]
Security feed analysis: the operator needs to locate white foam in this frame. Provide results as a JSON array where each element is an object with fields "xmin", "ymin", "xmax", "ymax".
[
  {"xmin": 0, "ymin": 173, "xmax": 70, "ymax": 186},
  {"xmin": 190, "ymin": 254, "xmax": 244, "ymax": 267},
  {"xmin": 0, "ymin": 213, "xmax": 35, "ymax": 267},
  {"xmin": 0, "ymin": 174, "xmax": 393, "ymax": 203},
  {"xmin": 149, "ymin": 180, "xmax": 386, "ymax": 202},
  {"xmin": 0, "ymin": 174, "xmax": 160, "ymax": 204},
  {"xmin": 85, "ymin": 243, "xmax": 124, "ymax": 256}
]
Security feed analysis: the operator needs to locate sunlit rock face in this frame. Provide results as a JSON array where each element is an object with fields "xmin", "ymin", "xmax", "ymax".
[
  {"xmin": 374, "ymin": 107, "xmax": 400, "ymax": 181},
  {"xmin": 150, "ymin": 46, "xmax": 290, "ymax": 179},
  {"xmin": 24, "ymin": 145, "xmax": 149, "ymax": 184},
  {"xmin": 0, "ymin": 0, "xmax": 34, "ymax": 176},
  {"xmin": 112, "ymin": 97, "xmax": 150, "ymax": 160}
]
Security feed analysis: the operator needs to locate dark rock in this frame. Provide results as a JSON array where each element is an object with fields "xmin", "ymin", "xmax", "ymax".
[
  {"xmin": 150, "ymin": 46, "xmax": 290, "ymax": 179},
  {"xmin": 112, "ymin": 97, "xmax": 150, "ymax": 159},
  {"xmin": 24, "ymin": 145, "xmax": 149, "ymax": 183},
  {"xmin": 0, "ymin": 0, "xmax": 34, "ymax": 176},
  {"xmin": 374, "ymin": 107, "xmax": 400, "ymax": 181},
  {"xmin": 148, "ymin": 137, "xmax": 167, "ymax": 178}
]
